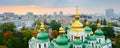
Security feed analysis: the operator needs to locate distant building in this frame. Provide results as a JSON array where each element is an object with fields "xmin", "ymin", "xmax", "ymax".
[
  {"xmin": 26, "ymin": 12, "xmax": 33, "ymax": 16},
  {"xmin": 59, "ymin": 11, "xmax": 63, "ymax": 16},
  {"xmin": 106, "ymin": 8, "xmax": 114, "ymax": 19},
  {"xmin": 53, "ymin": 12, "xmax": 57, "ymax": 16},
  {"xmin": 3, "ymin": 12, "xmax": 15, "ymax": 18}
]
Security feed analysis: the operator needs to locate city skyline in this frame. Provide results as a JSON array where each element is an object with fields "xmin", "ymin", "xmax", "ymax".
[{"xmin": 0, "ymin": 0, "xmax": 120, "ymax": 15}]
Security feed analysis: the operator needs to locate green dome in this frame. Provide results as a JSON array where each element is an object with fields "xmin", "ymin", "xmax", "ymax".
[
  {"xmin": 55, "ymin": 35, "xmax": 69, "ymax": 45},
  {"xmin": 84, "ymin": 26, "xmax": 92, "ymax": 33},
  {"xmin": 44, "ymin": 29, "xmax": 48, "ymax": 33},
  {"xmin": 94, "ymin": 29, "xmax": 104, "ymax": 36},
  {"xmin": 73, "ymin": 39, "xmax": 82, "ymax": 45},
  {"xmin": 37, "ymin": 30, "xmax": 50, "ymax": 42},
  {"xmin": 86, "ymin": 36, "xmax": 96, "ymax": 41},
  {"xmin": 96, "ymin": 41, "xmax": 99, "ymax": 44},
  {"xmin": 48, "ymin": 44, "xmax": 54, "ymax": 48},
  {"xmin": 29, "ymin": 37, "xmax": 36, "ymax": 45},
  {"xmin": 37, "ymin": 32, "xmax": 48, "ymax": 39}
]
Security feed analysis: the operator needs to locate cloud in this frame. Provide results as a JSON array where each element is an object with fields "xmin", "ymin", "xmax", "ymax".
[
  {"xmin": 0, "ymin": 6, "xmax": 95, "ymax": 15},
  {"xmin": 0, "ymin": 0, "xmax": 120, "ymax": 13}
]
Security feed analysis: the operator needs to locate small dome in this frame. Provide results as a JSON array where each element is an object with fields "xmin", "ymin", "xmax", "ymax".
[
  {"xmin": 37, "ymin": 32, "xmax": 48, "ymax": 39},
  {"xmin": 94, "ymin": 29, "xmax": 104, "ymax": 36},
  {"xmin": 73, "ymin": 39, "xmax": 82, "ymax": 45},
  {"xmin": 94, "ymin": 20, "xmax": 104, "ymax": 36},
  {"xmin": 84, "ymin": 26, "xmax": 92, "ymax": 33},
  {"xmin": 86, "ymin": 36, "xmax": 96, "ymax": 41},
  {"xmin": 29, "ymin": 37, "xmax": 36, "ymax": 45},
  {"xmin": 37, "ymin": 30, "xmax": 49, "ymax": 42},
  {"xmin": 37, "ymin": 31, "xmax": 48, "ymax": 39},
  {"xmin": 55, "ymin": 35, "xmax": 69, "ymax": 45}
]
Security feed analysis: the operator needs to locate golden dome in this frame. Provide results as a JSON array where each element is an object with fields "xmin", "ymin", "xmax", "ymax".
[
  {"xmin": 90, "ymin": 31, "xmax": 94, "ymax": 36},
  {"xmin": 70, "ymin": 21, "xmax": 73, "ymax": 25},
  {"xmin": 40, "ymin": 22, "xmax": 45, "ymax": 31},
  {"xmin": 86, "ymin": 20, "xmax": 89, "ymax": 26},
  {"xmin": 97, "ymin": 19, "xmax": 101, "ymax": 28},
  {"xmin": 75, "ymin": 33, "xmax": 80, "ymax": 38},
  {"xmin": 59, "ymin": 26, "xmax": 65, "ymax": 34},
  {"xmin": 71, "ymin": 6, "xmax": 84, "ymax": 32}
]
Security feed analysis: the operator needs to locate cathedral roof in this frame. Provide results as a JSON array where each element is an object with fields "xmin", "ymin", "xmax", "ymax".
[
  {"xmin": 55, "ymin": 26, "xmax": 68, "ymax": 45},
  {"xmin": 51, "ymin": 26, "xmax": 71, "ymax": 48},
  {"xmin": 29, "ymin": 37, "xmax": 36, "ymax": 45},
  {"xmin": 73, "ymin": 33, "xmax": 82, "ymax": 45},
  {"xmin": 94, "ymin": 20, "xmax": 104, "ymax": 36},
  {"xmin": 86, "ymin": 32, "xmax": 96, "ymax": 41},
  {"xmin": 84, "ymin": 20, "xmax": 92, "ymax": 33},
  {"xmin": 36, "ymin": 22, "xmax": 50, "ymax": 42},
  {"xmin": 71, "ymin": 6, "xmax": 84, "ymax": 32}
]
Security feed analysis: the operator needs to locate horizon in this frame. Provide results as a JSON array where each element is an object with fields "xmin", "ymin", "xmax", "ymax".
[{"xmin": 0, "ymin": 0, "xmax": 120, "ymax": 15}]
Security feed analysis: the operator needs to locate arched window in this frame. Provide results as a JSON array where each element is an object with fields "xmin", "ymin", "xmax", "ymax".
[
  {"xmin": 39, "ymin": 44, "xmax": 41, "ymax": 48},
  {"xmin": 92, "ymin": 43, "xmax": 94, "ymax": 47},
  {"xmin": 82, "ymin": 36, "xmax": 83, "ymax": 41},
  {"xmin": 71, "ymin": 35, "xmax": 73, "ymax": 41},
  {"xmin": 77, "ymin": 47, "xmax": 81, "ymax": 48},
  {"xmin": 87, "ymin": 34, "xmax": 89, "ymax": 37},
  {"xmin": 44, "ymin": 44, "xmax": 46, "ymax": 47},
  {"xmin": 99, "ymin": 39, "xmax": 101, "ymax": 43}
]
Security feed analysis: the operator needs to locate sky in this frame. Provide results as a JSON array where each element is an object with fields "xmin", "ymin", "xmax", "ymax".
[{"xmin": 0, "ymin": 0, "xmax": 120, "ymax": 15}]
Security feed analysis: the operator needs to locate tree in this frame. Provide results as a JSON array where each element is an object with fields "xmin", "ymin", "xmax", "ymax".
[
  {"xmin": 107, "ymin": 22, "xmax": 119, "ymax": 27},
  {"xmin": 32, "ymin": 20, "xmax": 41, "ymax": 27},
  {"xmin": 44, "ymin": 21, "xmax": 50, "ymax": 26},
  {"xmin": 95, "ymin": 19, "xmax": 99, "ymax": 24},
  {"xmin": 50, "ymin": 30, "xmax": 59, "ymax": 39},
  {"xmin": 0, "ymin": 22, "xmax": 16, "ymax": 32},
  {"xmin": 0, "ymin": 33, "xmax": 3, "ymax": 45},
  {"xmin": 90, "ymin": 24, "xmax": 97, "ymax": 32},
  {"xmin": 3, "ymin": 31, "xmax": 13, "ymax": 43},
  {"xmin": 4, "ymin": 36, "xmax": 15, "ymax": 48},
  {"xmin": 102, "ymin": 27, "xmax": 115, "ymax": 38},
  {"xmin": 45, "ymin": 26, "xmax": 49, "ymax": 32},
  {"xmin": 112, "ymin": 35, "xmax": 120, "ymax": 48},
  {"xmin": 21, "ymin": 27, "xmax": 32, "ymax": 48},
  {"xmin": 83, "ymin": 19, "xmax": 87, "ymax": 26},
  {"xmin": 103, "ymin": 19, "xmax": 107, "ymax": 25},
  {"xmin": 50, "ymin": 20, "xmax": 61, "ymax": 31},
  {"xmin": 32, "ymin": 28, "xmax": 38, "ymax": 37}
]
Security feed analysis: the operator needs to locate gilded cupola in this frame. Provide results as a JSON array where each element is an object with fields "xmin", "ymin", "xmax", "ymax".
[{"xmin": 71, "ymin": 6, "xmax": 84, "ymax": 32}]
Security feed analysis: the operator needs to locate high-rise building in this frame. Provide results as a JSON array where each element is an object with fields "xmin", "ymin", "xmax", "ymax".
[
  {"xmin": 59, "ymin": 11, "xmax": 63, "ymax": 16},
  {"xmin": 26, "ymin": 12, "xmax": 33, "ymax": 16},
  {"xmin": 3, "ymin": 12, "xmax": 15, "ymax": 17},
  {"xmin": 53, "ymin": 12, "xmax": 57, "ymax": 16},
  {"xmin": 106, "ymin": 8, "xmax": 114, "ymax": 19}
]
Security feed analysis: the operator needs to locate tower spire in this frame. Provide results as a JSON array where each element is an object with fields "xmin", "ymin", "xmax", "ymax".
[
  {"xmin": 97, "ymin": 19, "xmax": 101, "ymax": 28},
  {"xmin": 40, "ymin": 22, "xmax": 45, "ymax": 31},
  {"xmin": 59, "ymin": 26, "xmax": 65, "ymax": 34},
  {"xmin": 76, "ymin": 6, "xmax": 79, "ymax": 15},
  {"xmin": 71, "ymin": 3, "xmax": 84, "ymax": 32},
  {"xmin": 75, "ymin": 5, "xmax": 80, "ymax": 20},
  {"xmin": 86, "ymin": 19, "xmax": 89, "ymax": 26}
]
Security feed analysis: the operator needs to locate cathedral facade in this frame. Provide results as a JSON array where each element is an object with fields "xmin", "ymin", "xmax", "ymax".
[{"xmin": 28, "ymin": 7, "xmax": 112, "ymax": 48}]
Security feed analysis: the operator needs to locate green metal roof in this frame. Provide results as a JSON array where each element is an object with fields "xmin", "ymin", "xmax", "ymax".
[
  {"xmin": 94, "ymin": 29, "xmax": 104, "ymax": 36},
  {"xmin": 29, "ymin": 37, "xmax": 36, "ymax": 45},
  {"xmin": 86, "ymin": 36, "xmax": 96, "ymax": 41},
  {"xmin": 37, "ymin": 29, "xmax": 50, "ymax": 42},
  {"xmin": 84, "ymin": 26, "xmax": 92, "ymax": 33},
  {"xmin": 73, "ymin": 39, "xmax": 82, "ymax": 45},
  {"xmin": 51, "ymin": 34, "xmax": 71, "ymax": 48},
  {"xmin": 48, "ymin": 44, "xmax": 54, "ymax": 48},
  {"xmin": 55, "ymin": 34, "xmax": 69, "ymax": 45}
]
